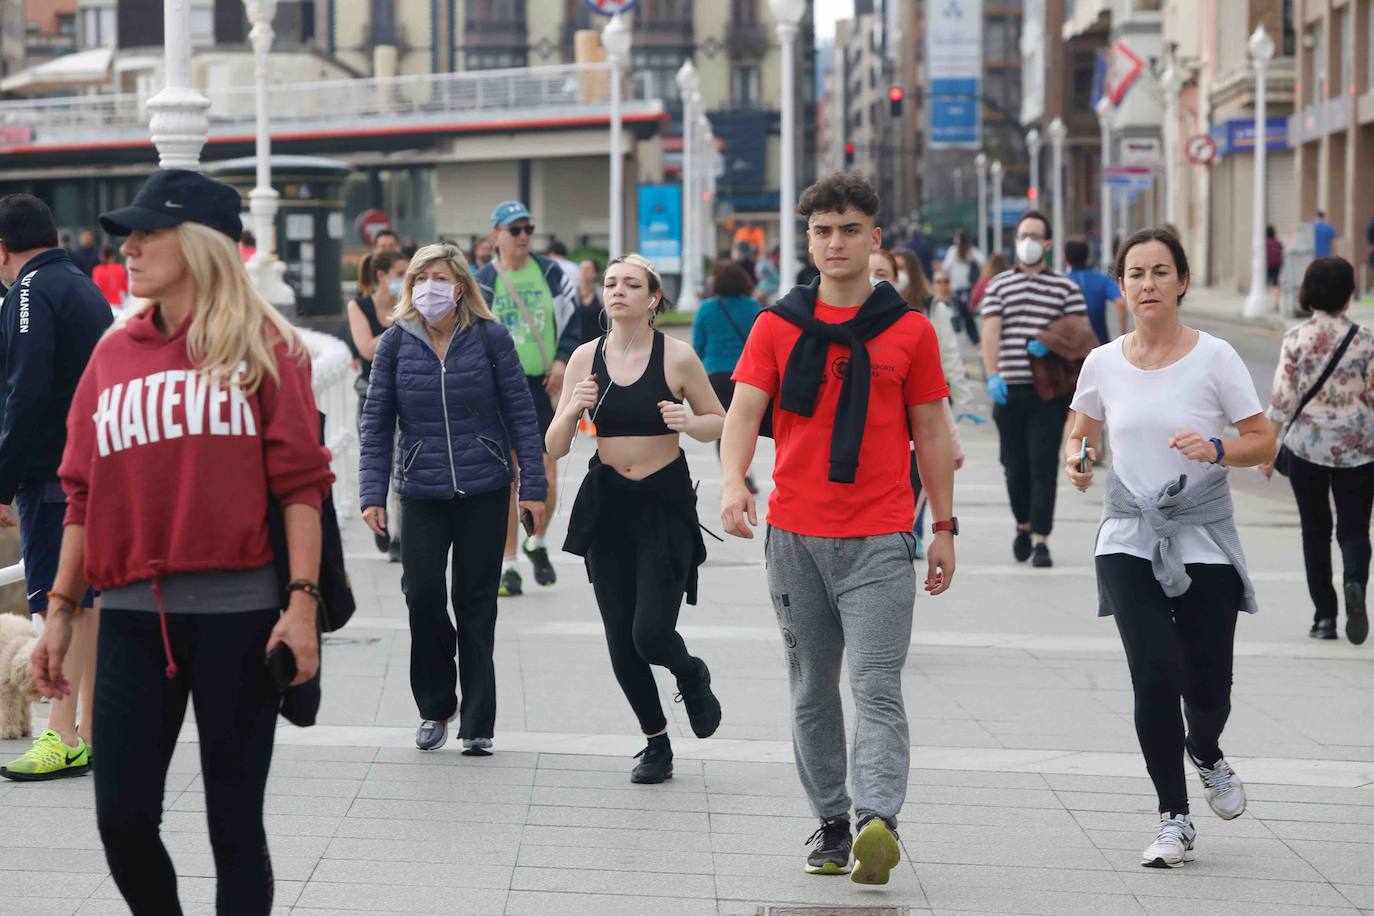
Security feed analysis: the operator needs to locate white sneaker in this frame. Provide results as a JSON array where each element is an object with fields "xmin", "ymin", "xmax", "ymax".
[
  {"xmin": 1142, "ymin": 814, "xmax": 1196, "ymax": 868},
  {"xmin": 1188, "ymin": 748, "xmax": 1246, "ymax": 820}
]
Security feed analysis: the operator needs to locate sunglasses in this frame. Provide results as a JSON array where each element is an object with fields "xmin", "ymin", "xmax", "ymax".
[{"xmin": 504, "ymin": 225, "xmax": 536, "ymax": 237}]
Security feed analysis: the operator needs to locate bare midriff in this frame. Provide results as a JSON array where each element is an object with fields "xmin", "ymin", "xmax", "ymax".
[{"xmin": 596, "ymin": 432, "xmax": 681, "ymax": 480}]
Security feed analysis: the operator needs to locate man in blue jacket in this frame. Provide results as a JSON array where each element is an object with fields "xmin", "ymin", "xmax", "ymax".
[
  {"xmin": 0, "ymin": 194, "xmax": 113, "ymax": 782},
  {"xmin": 476, "ymin": 201, "xmax": 581, "ymax": 598}
]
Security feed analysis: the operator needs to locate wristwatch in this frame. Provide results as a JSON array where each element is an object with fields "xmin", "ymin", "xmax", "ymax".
[
  {"xmin": 1209, "ymin": 437, "xmax": 1225, "ymax": 465},
  {"xmin": 932, "ymin": 518, "xmax": 959, "ymax": 536}
]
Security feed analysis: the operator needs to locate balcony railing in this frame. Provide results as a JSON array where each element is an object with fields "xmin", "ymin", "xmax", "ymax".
[{"xmin": 0, "ymin": 62, "xmax": 663, "ymax": 150}]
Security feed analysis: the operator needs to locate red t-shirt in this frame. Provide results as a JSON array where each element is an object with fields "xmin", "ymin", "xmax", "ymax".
[
  {"xmin": 91, "ymin": 263, "xmax": 128, "ymax": 307},
  {"xmin": 732, "ymin": 300, "xmax": 948, "ymax": 538}
]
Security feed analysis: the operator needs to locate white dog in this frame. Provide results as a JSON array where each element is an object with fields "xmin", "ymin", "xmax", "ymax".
[{"xmin": 0, "ymin": 613, "xmax": 41, "ymax": 740}]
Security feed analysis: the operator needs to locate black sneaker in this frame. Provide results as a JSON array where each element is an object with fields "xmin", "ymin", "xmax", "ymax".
[
  {"xmin": 1031, "ymin": 542, "xmax": 1053, "ymax": 568},
  {"xmin": 523, "ymin": 540, "xmax": 557, "ymax": 587},
  {"xmin": 674, "ymin": 657, "xmax": 722, "ymax": 739},
  {"xmin": 1013, "ymin": 529, "xmax": 1032, "ymax": 562},
  {"xmin": 805, "ymin": 817, "xmax": 853, "ymax": 875},
  {"xmin": 1310, "ymin": 618, "xmax": 1338, "ymax": 640},
  {"xmin": 630, "ymin": 740, "xmax": 673, "ymax": 784},
  {"xmin": 1345, "ymin": 582, "xmax": 1368, "ymax": 645},
  {"xmin": 499, "ymin": 568, "xmax": 523, "ymax": 597}
]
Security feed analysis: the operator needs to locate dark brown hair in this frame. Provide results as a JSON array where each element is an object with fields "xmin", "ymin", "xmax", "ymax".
[
  {"xmin": 371, "ymin": 250, "xmax": 407, "ymax": 284},
  {"xmin": 797, "ymin": 171, "xmax": 880, "ymax": 220},
  {"xmin": 1113, "ymin": 228, "xmax": 1191, "ymax": 304},
  {"xmin": 711, "ymin": 259, "xmax": 754, "ymax": 298},
  {"xmin": 1300, "ymin": 256, "xmax": 1356, "ymax": 314},
  {"xmin": 1017, "ymin": 209, "xmax": 1052, "ymax": 240},
  {"xmin": 890, "ymin": 248, "xmax": 930, "ymax": 310}
]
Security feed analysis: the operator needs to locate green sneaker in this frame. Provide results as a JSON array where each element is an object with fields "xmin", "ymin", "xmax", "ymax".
[
  {"xmin": 523, "ymin": 539, "xmax": 557, "ymax": 587},
  {"xmin": 851, "ymin": 816, "xmax": 901, "ymax": 885},
  {"xmin": 1, "ymin": 730, "xmax": 91, "ymax": 781},
  {"xmin": 498, "ymin": 568, "xmax": 523, "ymax": 598}
]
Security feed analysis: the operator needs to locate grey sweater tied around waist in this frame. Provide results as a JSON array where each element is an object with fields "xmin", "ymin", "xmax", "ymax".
[{"xmin": 1098, "ymin": 469, "xmax": 1259, "ymax": 617}]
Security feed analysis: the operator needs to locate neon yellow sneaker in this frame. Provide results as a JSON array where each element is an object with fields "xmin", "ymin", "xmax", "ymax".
[{"xmin": 0, "ymin": 729, "xmax": 91, "ymax": 781}]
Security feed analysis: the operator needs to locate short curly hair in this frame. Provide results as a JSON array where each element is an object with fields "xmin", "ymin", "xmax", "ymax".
[{"xmin": 797, "ymin": 172, "xmax": 880, "ymax": 221}]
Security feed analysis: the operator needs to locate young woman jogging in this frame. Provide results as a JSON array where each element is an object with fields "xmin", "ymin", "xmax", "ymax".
[
  {"xmin": 31, "ymin": 169, "xmax": 333, "ymax": 914},
  {"xmin": 1065, "ymin": 229, "xmax": 1274, "ymax": 869},
  {"xmin": 360, "ymin": 243, "xmax": 546, "ymax": 755},
  {"xmin": 548, "ymin": 253, "xmax": 726, "ymax": 784}
]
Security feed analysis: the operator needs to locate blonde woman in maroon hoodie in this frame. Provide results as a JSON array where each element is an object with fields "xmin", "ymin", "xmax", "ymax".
[{"xmin": 30, "ymin": 170, "xmax": 333, "ymax": 915}]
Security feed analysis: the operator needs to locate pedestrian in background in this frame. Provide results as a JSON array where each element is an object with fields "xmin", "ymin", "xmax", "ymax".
[
  {"xmin": 1066, "ymin": 228, "xmax": 1272, "ymax": 870},
  {"xmin": 1313, "ymin": 210, "xmax": 1336, "ymax": 258},
  {"xmin": 1260, "ymin": 256, "xmax": 1374, "ymax": 644},
  {"xmin": 575, "ymin": 257, "xmax": 604, "ymax": 345},
  {"xmin": 941, "ymin": 230, "xmax": 984, "ymax": 345},
  {"xmin": 360, "ymin": 242, "xmax": 547, "ymax": 755},
  {"xmin": 471, "ymin": 236, "xmax": 494, "ymax": 269},
  {"xmin": 238, "ymin": 229, "xmax": 256, "ymax": 264},
  {"xmin": 1065, "ymin": 237, "xmax": 1126, "ymax": 344},
  {"xmin": 693, "ymin": 259, "xmax": 761, "ymax": 492},
  {"xmin": 71, "ymin": 229, "xmax": 100, "ymax": 276},
  {"xmin": 91, "ymin": 244, "xmax": 129, "ymax": 310},
  {"xmin": 968, "ymin": 251, "xmax": 1010, "ymax": 322},
  {"xmin": 36, "ymin": 169, "xmax": 332, "ymax": 913},
  {"xmin": 1266, "ymin": 226, "xmax": 1284, "ymax": 300}
]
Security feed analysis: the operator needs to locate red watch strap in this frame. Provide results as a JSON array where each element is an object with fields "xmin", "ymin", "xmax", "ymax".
[{"xmin": 932, "ymin": 518, "xmax": 958, "ymax": 535}]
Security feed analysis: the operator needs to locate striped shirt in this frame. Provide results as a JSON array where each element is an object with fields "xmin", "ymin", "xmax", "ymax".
[{"xmin": 980, "ymin": 268, "xmax": 1087, "ymax": 384}]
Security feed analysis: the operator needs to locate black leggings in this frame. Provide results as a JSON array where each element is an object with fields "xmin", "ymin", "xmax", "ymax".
[
  {"xmin": 1097, "ymin": 554, "xmax": 1241, "ymax": 815},
  {"xmin": 1286, "ymin": 453, "xmax": 1374, "ymax": 624},
  {"xmin": 400, "ymin": 487, "xmax": 508, "ymax": 733},
  {"xmin": 94, "ymin": 608, "xmax": 280, "ymax": 916},
  {"xmin": 586, "ymin": 520, "xmax": 696, "ymax": 735},
  {"xmin": 993, "ymin": 387, "xmax": 1071, "ymax": 536}
]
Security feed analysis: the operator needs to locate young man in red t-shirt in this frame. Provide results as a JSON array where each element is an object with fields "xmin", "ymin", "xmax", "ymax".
[{"xmin": 721, "ymin": 172, "xmax": 957, "ymax": 885}]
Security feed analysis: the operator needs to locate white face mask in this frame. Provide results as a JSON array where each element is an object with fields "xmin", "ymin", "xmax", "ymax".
[
  {"xmin": 1016, "ymin": 237, "xmax": 1046, "ymax": 266},
  {"xmin": 896, "ymin": 271, "xmax": 910, "ymax": 293},
  {"xmin": 869, "ymin": 276, "xmax": 884, "ymax": 288},
  {"xmin": 413, "ymin": 279, "xmax": 456, "ymax": 321}
]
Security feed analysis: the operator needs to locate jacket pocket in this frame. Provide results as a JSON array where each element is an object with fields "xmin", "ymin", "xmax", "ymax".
[
  {"xmin": 400, "ymin": 440, "xmax": 423, "ymax": 476},
  {"xmin": 476, "ymin": 435, "xmax": 510, "ymax": 469}
]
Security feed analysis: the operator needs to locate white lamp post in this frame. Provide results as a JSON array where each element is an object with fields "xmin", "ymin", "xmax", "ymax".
[
  {"xmin": 975, "ymin": 153, "xmax": 988, "ymax": 252},
  {"xmin": 676, "ymin": 61, "xmax": 700, "ymax": 309},
  {"xmin": 147, "ymin": 0, "xmax": 210, "ymax": 168},
  {"xmin": 602, "ymin": 13, "xmax": 631, "ymax": 259},
  {"xmin": 1049, "ymin": 117, "xmax": 1068, "ymax": 272},
  {"xmin": 244, "ymin": 0, "xmax": 294, "ymax": 309},
  {"xmin": 1243, "ymin": 25, "xmax": 1276, "ymax": 318},
  {"xmin": 990, "ymin": 160, "xmax": 1005, "ymax": 253},
  {"xmin": 1096, "ymin": 95, "xmax": 1114, "ymax": 271},
  {"xmin": 700, "ymin": 111, "xmax": 715, "ymax": 268},
  {"xmin": 1160, "ymin": 61, "xmax": 1183, "ymax": 229},
  {"xmin": 1026, "ymin": 128, "xmax": 1042, "ymax": 207},
  {"xmin": 771, "ymin": 0, "xmax": 805, "ymax": 289}
]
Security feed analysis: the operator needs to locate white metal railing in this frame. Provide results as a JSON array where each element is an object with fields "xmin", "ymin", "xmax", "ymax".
[
  {"xmin": 0, "ymin": 62, "xmax": 660, "ymax": 146},
  {"xmin": 299, "ymin": 328, "xmax": 358, "ymax": 517},
  {"xmin": 0, "ymin": 559, "xmax": 23, "ymax": 588}
]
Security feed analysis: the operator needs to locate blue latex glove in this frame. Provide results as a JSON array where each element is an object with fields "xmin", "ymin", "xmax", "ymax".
[
  {"xmin": 1027, "ymin": 338, "xmax": 1051, "ymax": 358},
  {"xmin": 956, "ymin": 412, "xmax": 990, "ymax": 426},
  {"xmin": 987, "ymin": 374, "xmax": 1008, "ymax": 405}
]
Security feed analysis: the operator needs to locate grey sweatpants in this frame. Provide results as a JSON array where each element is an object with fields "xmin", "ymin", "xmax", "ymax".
[{"xmin": 765, "ymin": 526, "xmax": 917, "ymax": 825}]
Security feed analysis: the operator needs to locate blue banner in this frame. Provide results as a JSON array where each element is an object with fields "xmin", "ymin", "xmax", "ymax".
[
  {"xmin": 926, "ymin": 0, "xmax": 983, "ymax": 149},
  {"xmin": 637, "ymin": 184, "xmax": 681, "ymax": 274},
  {"xmin": 1209, "ymin": 117, "xmax": 1290, "ymax": 155}
]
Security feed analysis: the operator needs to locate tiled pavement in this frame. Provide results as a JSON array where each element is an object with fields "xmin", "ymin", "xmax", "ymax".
[{"xmin": 3, "ymin": 365, "xmax": 1374, "ymax": 914}]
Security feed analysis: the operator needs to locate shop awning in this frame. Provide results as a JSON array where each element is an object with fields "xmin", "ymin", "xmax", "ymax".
[{"xmin": 1, "ymin": 48, "xmax": 114, "ymax": 95}]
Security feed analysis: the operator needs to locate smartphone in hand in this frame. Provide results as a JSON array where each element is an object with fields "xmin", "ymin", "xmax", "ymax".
[
  {"xmin": 265, "ymin": 643, "xmax": 297, "ymax": 693},
  {"xmin": 1078, "ymin": 436, "xmax": 1092, "ymax": 473}
]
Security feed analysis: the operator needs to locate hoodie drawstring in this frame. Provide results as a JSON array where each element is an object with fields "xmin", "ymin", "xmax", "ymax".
[{"xmin": 147, "ymin": 560, "xmax": 178, "ymax": 680}]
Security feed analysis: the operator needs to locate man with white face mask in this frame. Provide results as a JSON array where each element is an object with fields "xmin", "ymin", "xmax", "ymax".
[{"xmin": 978, "ymin": 211, "xmax": 1087, "ymax": 569}]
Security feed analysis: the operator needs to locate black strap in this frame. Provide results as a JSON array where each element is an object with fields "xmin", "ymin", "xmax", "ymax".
[
  {"xmin": 716, "ymin": 301, "xmax": 751, "ymax": 345},
  {"xmin": 1285, "ymin": 323, "xmax": 1358, "ymax": 434}
]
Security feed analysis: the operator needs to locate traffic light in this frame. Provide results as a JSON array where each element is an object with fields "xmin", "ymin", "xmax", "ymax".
[
  {"xmin": 844, "ymin": 141, "xmax": 855, "ymax": 168},
  {"xmin": 888, "ymin": 85, "xmax": 904, "ymax": 117}
]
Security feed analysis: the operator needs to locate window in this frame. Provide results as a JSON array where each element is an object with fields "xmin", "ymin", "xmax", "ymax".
[
  {"xmin": 56, "ymin": 13, "xmax": 75, "ymax": 36},
  {"xmin": 731, "ymin": 66, "xmax": 760, "ymax": 106},
  {"xmin": 632, "ymin": 48, "xmax": 685, "ymax": 103},
  {"xmin": 732, "ymin": 0, "xmax": 758, "ymax": 24},
  {"xmin": 467, "ymin": 49, "xmax": 527, "ymax": 69},
  {"xmin": 190, "ymin": 5, "xmax": 214, "ymax": 47},
  {"xmin": 80, "ymin": 7, "xmax": 115, "ymax": 49}
]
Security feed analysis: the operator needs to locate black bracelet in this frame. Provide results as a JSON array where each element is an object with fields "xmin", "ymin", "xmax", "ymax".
[{"xmin": 287, "ymin": 579, "xmax": 324, "ymax": 608}]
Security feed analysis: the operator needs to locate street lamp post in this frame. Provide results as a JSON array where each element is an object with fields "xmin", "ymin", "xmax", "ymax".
[
  {"xmin": 244, "ymin": 0, "xmax": 294, "ymax": 309},
  {"xmin": 975, "ymin": 153, "xmax": 988, "ymax": 252},
  {"xmin": 148, "ymin": 0, "xmax": 210, "ymax": 168},
  {"xmin": 771, "ymin": 0, "xmax": 805, "ymax": 289},
  {"xmin": 1049, "ymin": 117, "xmax": 1068, "ymax": 272},
  {"xmin": 602, "ymin": 14, "xmax": 631, "ymax": 259},
  {"xmin": 1243, "ymin": 25, "xmax": 1276, "ymax": 318},
  {"xmin": 701, "ymin": 113, "xmax": 716, "ymax": 266},
  {"xmin": 990, "ymin": 160, "xmax": 1005, "ymax": 254},
  {"xmin": 1026, "ymin": 129, "xmax": 1042, "ymax": 206},
  {"xmin": 1160, "ymin": 61, "xmax": 1183, "ymax": 229},
  {"xmin": 676, "ymin": 61, "xmax": 700, "ymax": 309},
  {"xmin": 1096, "ymin": 96, "xmax": 1114, "ymax": 271}
]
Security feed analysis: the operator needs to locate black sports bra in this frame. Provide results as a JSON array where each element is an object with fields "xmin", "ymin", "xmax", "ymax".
[{"xmin": 591, "ymin": 330, "xmax": 680, "ymax": 438}]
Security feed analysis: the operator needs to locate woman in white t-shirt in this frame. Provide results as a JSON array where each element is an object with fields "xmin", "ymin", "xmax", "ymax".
[
  {"xmin": 1064, "ymin": 229, "xmax": 1275, "ymax": 870},
  {"xmin": 941, "ymin": 230, "xmax": 984, "ymax": 345}
]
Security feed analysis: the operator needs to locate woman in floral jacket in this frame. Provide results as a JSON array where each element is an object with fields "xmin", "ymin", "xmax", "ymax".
[{"xmin": 1262, "ymin": 256, "xmax": 1374, "ymax": 644}]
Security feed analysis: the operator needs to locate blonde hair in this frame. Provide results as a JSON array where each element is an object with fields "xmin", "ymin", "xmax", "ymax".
[
  {"xmin": 607, "ymin": 252, "xmax": 671, "ymax": 314},
  {"xmin": 118, "ymin": 222, "xmax": 302, "ymax": 394},
  {"xmin": 392, "ymin": 243, "xmax": 495, "ymax": 328}
]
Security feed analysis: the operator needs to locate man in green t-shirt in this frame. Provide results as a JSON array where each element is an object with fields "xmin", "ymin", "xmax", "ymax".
[{"xmin": 476, "ymin": 201, "xmax": 581, "ymax": 597}]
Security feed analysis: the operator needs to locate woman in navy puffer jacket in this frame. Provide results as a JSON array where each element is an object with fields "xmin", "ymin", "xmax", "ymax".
[{"xmin": 360, "ymin": 243, "xmax": 546, "ymax": 755}]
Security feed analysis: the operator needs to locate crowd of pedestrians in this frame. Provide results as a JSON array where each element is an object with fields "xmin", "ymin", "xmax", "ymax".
[{"xmin": 4, "ymin": 163, "xmax": 1374, "ymax": 915}]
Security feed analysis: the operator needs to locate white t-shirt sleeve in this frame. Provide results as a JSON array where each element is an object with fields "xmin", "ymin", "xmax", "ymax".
[
  {"xmin": 1213, "ymin": 340, "xmax": 1263, "ymax": 423},
  {"xmin": 1069, "ymin": 348, "xmax": 1105, "ymax": 420}
]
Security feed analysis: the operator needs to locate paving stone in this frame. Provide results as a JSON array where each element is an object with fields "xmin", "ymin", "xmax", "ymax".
[{"xmin": 504, "ymin": 890, "xmax": 717, "ymax": 916}]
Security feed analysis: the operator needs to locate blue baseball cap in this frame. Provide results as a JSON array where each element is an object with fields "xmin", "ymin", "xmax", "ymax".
[{"xmin": 491, "ymin": 200, "xmax": 533, "ymax": 227}]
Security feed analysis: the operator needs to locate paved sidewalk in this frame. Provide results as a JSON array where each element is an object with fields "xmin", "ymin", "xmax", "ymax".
[{"xmin": 3, "ymin": 411, "xmax": 1374, "ymax": 914}]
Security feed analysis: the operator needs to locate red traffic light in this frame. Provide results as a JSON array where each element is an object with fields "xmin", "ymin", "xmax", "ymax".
[
  {"xmin": 844, "ymin": 141, "xmax": 856, "ymax": 155},
  {"xmin": 887, "ymin": 86, "xmax": 904, "ymax": 103}
]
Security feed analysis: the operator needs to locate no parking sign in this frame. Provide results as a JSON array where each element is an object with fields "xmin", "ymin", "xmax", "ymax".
[{"xmin": 584, "ymin": 0, "xmax": 638, "ymax": 13}]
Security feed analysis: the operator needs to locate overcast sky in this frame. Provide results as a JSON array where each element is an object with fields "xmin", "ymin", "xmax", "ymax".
[{"xmin": 813, "ymin": 0, "xmax": 851, "ymax": 41}]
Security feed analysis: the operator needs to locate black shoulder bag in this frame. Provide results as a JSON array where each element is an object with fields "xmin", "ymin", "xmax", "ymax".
[{"xmin": 1274, "ymin": 324, "xmax": 1358, "ymax": 477}]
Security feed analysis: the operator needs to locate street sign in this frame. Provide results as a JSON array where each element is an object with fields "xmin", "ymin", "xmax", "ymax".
[
  {"xmin": 926, "ymin": 0, "xmax": 983, "ymax": 149},
  {"xmin": 1103, "ymin": 166, "xmax": 1154, "ymax": 190},
  {"xmin": 1186, "ymin": 134, "xmax": 1217, "ymax": 165},
  {"xmin": 356, "ymin": 208, "xmax": 390, "ymax": 245},
  {"xmin": 584, "ymin": 0, "xmax": 638, "ymax": 14},
  {"xmin": 1105, "ymin": 41, "xmax": 1144, "ymax": 105},
  {"xmin": 1120, "ymin": 137, "xmax": 1161, "ymax": 168}
]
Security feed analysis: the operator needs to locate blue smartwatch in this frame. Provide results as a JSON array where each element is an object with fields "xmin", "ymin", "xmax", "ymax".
[{"xmin": 1209, "ymin": 437, "xmax": 1225, "ymax": 465}]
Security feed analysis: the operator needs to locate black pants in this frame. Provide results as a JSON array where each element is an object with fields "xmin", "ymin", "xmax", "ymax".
[
  {"xmin": 93, "ymin": 608, "xmax": 280, "ymax": 915},
  {"xmin": 993, "ymin": 386, "xmax": 1071, "ymax": 536},
  {"xmin": 586, "ymin": 520, "xmax": 696, "ymax": 735},
  {"xmin": 401, "ymin": 487, "xmax": 508, "ymax": 733},
  {"xmin": 1286, "ymin": 453, "xmax": 1374, "ymax": 624},
  {"xmin": 951, "ymin": 290, "xmax": 981, "ymax": 345},
  {"xmin": 1097, "ymin": 554, "xmax": 1241, "ymax": 815}
]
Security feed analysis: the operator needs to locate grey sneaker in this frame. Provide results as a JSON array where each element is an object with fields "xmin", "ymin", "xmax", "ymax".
[
  {"xmin": 415, "ymin": 719, "xmax": 448, "ymax": 751},
  {"xmin": 1142, "ymin": 814, "xmax": 1196, "ymax": 868},
  {"xmin": 1187, "ymin": 747, "xmax": 1246, "ymax": 819},
  {"xmin": 804, "ymin": 817, "xmax": 853, "ymax": 875},
  {"xmin": 462, "ymin": 738, "xmax": 493, "ymax": 757}
]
